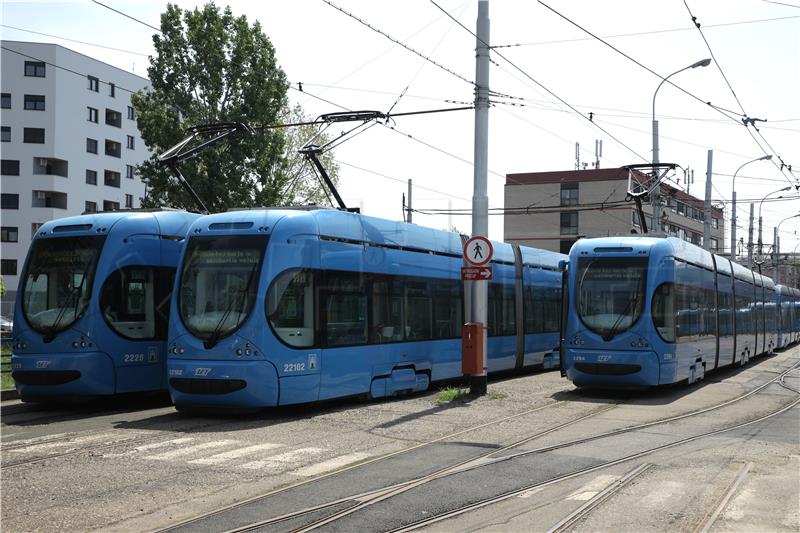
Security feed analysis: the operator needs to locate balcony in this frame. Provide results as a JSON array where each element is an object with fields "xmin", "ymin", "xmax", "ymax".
[
  {"xmin": 32, "ymin": 190, "xmax": 67, "ymax": 209},
  {"xmin": 32, "ymin": 157, "xmax": 68, "ymax": 178}
]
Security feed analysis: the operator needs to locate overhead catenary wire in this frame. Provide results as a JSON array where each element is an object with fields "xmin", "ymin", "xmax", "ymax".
[
  {"xmin": 90, "ymin": 0, "xmax": 162, "ymax": 33},
  {"xmin": 1, "ymin": 24, "xmax": 150, "ymax": 56},
  {"xmin": 428, "ymin": 0, "xmax": 649, "ymax": 163}
]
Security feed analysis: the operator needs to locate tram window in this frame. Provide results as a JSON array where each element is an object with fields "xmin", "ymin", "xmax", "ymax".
[
  {"xmin": 100, "ymin": 267, "xmax": 158, "ymax": 340},
  {"xmin": 370, "ymin": 277, "xmax": 403, "ymax": 343},
  {"xmin": 488, "ymin": 284, "xmax": 515, "ymax": 337},
  {"xmin": 431, "ymin": 279, "xmax": 462, "ymax": 339},
  {"xmin": 321, "ymin": 271, "xmax": 367, "ymax": 347},
  {"xmin": 405, "ymin": 280, "xmax": 432, "ymax": 340},
  {"xmin": 652, "ymin": 283, "xmax": 675, "ymax": 342},
  {"xmin": 267, "ymin": 269, "xmax": 314, "ymax": 347}
]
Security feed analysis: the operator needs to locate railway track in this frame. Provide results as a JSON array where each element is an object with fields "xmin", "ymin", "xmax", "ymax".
[{"xmin": 153, "ymin": 359, "xmax": 800, "ymax": 533}]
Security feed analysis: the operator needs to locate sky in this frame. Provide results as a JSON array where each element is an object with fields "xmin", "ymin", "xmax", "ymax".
[{"xmin": 2, "ymin": 0, "xmax": 799, "ymax": 255}]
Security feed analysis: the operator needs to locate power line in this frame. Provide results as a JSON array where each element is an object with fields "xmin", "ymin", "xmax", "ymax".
[
  {"xmin": 492, "ymin": 15, "xmax": 800, "ymax": 48},
  {"xmin": 0, "ymin": 45, "xmax": 145, "ymax": 95},
  {"xmin": 321, "ymin": 0, "xmax": 475, "ymax": 88},
  {"xmin": 428, "ymin": 0, "xmax": 649, "ymax": 163},
  {"xmin": 90, "ymin": 0, "xmax": 161, "ymax": 33},
  {"xmin": 1, "ymin": 24, "xmax": 150, "ymax": 56}
]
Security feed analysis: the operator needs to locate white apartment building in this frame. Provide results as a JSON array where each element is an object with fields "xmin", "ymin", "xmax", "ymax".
[{"xmin": 1, "ymin": 41, "xmax": 151, "ymax": 317}]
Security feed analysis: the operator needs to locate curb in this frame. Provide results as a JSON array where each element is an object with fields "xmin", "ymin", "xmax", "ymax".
[{"xmin": 1, "ymin": 388, "xmax": 20, "ymax": 401}]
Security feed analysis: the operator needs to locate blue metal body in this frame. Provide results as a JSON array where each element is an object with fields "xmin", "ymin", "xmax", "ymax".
[
  {"xmin": 11, "ymin": 210, "xmax": 200, "ymax": 401},
  {"xmin": 776, "ymin": 284, "xmax": 800, "ymax": 349},
  {"xmin": 166, "ymin": 208, "xmax": 566, "ymax": 409},
  {"xmin": 563, "ymin": 236, "xmax": 785, "ymax": 389}
]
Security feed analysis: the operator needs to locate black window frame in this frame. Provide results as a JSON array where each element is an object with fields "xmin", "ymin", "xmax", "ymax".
[
  {"xmin": 560, "ymin": 211, "xmax": 578, "ymax": 235},
  {"xmin": 86, "ymin": 169, "xmax": 98, "ymax": 185},
  {"xmin": 2, "ymin": 193, "xmax": 20, "ymax": 209},
  {"xmin": 1, "ymin": 93, "xmax": 10, "ymax": 109},
  {"xmin": 23, "ymin": 94, "xmax": 45, "ymax": 111},
  {"xmin": 86, "ymin": 138, "xmax": 98, "ymax": 154},
  {"xmin": 1, "ymin": 226, "xmax": 19, "ymax": 243},
  {"xmin": 127, "ymin": 106, "xmax": 135, "ymax": 120},
  {"xmin": 85, "ymin": 201, "xmax": 97, "ymax": 213},
  {"xmin": 104, "ymin": 170, "xmax": 121, "ymax": 188},
  {"xmin": 99, "ymin": 266, "xmax": 176, "ymax": 341},
  {"xmin": 1, "ymin": 159, "xmax": 20, "ymax": 176},
  {"xmin": 23, "ymin": 127, "xmax": 45, "ymax": 144},
  {"xmin": 105, "ymin": 139, "xmax": 121, "ymax": 158},
  {"xmin": 125, "ymin": 194, "xmax": 133, "ymax": 208},
  {"xmin": 1, "ymin": 259, "xmax": 17, "ymax": 276},
  {"xmin": 88, "ymin": 75, "xmax": 99, "ymax": 92},
  {"xmin": 88, "ymin": 106, "xmax": 98, "ymax": 123},
  {"xmin": 126, "ymin": 135, "xmax": 135, "ymax": 149},
  {"xmin": 105, "ymin": 108, "xmax": 122, "ymax": 128},
  {"xmin": 24, "ymin": 61, "xmax": 46, "ymax": 77},
  {"xmin": 560, "ymin": 182, "xmax": 579, "ymax": 207},
  {"xmin": 1, "ymin": 126, "xmax": 10, "ymax": 142}
]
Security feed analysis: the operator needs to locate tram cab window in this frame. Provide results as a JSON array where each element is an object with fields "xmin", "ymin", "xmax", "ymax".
[
  {"xmin": 267, "ymin": 269, "xmax": 314, "ymax": 347},
  {"xmin": 101, "ymin": 267, "xmax": 172, "ymax": 340}
]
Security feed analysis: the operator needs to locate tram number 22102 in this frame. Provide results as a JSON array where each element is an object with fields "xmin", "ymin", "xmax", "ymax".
[{"xmin": 283, "ymin": 362, "xmax": 306, "ymax": 373}]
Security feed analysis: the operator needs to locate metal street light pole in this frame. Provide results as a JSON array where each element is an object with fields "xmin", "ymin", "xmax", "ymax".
[
  {"xmin": 651, "ymin": 58, "xmax": 711, "ymax": 229},
  {"xmin": 775, "ymin": 213, "xmax": 800, "ymax": 285},
  {"xmin": 758, "ymin": 186, "xmax": 791, "ymax": 256},
  {"xmin": 730, "ymin": 155, "xmax": 772, "ymax": 261}
]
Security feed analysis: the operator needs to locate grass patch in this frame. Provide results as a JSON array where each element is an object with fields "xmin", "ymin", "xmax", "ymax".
[
  {"xmin": 487, "ymin": 390, "xmax": 508, "ymax": 400},
  {"xmin": 435, "ymin": 386, "xmax": 470, "ymax": 404},
  {"xmin": 1, "ymin": 342, "xmax": 14, "ymax": 390}
]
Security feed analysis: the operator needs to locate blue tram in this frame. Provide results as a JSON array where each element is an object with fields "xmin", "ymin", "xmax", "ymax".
[
  {"xmin": 166, "ymin": 208, "xmax": 565, "ymax": 410},
  {"xmin": 11, "ymin": 209, "xmax": 200, "ymax": 401},
  {"xmin": 777, "ymin": 284, "xmax": 800, "ymax": 349},
  {"xmin": 562, "ymin": 235, "xmax": 787, "ymax": 389}
]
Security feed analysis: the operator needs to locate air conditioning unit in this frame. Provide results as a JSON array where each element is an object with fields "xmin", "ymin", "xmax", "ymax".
[{"xmin": 36, "ymin": 191, "xmax": 46, "ymax": 200}]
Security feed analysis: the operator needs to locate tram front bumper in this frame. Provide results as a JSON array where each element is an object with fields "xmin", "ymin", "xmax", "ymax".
[
  {"xmin": 11, "ymin": 351, "xmax": 115, "ymax": 400},
  {"xmin": 565, "ymin": 349, "xmax": 660, "ymax": 388},
  {"xmin": 167, "ymin": 359, "xmax": 279, "ymax": 409}
]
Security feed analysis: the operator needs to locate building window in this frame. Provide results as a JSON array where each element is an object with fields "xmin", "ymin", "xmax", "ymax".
[
  {"xmin": 1, "ymin": 93, "xmax": 10, "ymax": 109},
  {"xmin": 126, "ymin": 135, "xmax": 135, "ymax": 149},
  {"xmin": 23, "ymin": 127, "xmax": 45, "ymax": 144},
  {"xmin": 712, "ymin": 217, "xmax": 719, "ymax": 229},
  {"xmin": 85, "ymin": 201, "xmax": 97, "ymax": 213},
  {"xmin": 86, "ymin": 138, "xmax": 98, "ymax": 154},
  {"xmin": 0, "ymin": 127, "xmax": 9, "ymax": 142},
  {"xmin": 88, "ymin": 75, "xmax": 99, "ymax": 92},
  {"xmin": 127, "ymin": 106, "xmax": 135, "ymax": 120},
  {"xmin": 560, "ymin": 240, "xmax": 575, "ymax": 254},
  {"xmin": 103, "ymin": 200, "xmax": 120, "ymax": 211},
  {"xmin": 126, "ymin": 165, "xmax": 135, "ymax": 179},
  {"xmin": 1, "ymin": 259, "xmax": 17, "ymax": 276},
  {"xmin": 125, "ymin": 194, "xmax": 133, "ymax": 208},
  {"xmin": 109, "ymin": 83, "xmax": 115, "ymax": 97},
  {"xmin": 88, "ymin": 107, "xmax": 98, "ymax": 123},
  {"xmin": 86, "ymin": 169, "xmax": 98, "ymax": 185},
  {"xmin": 24, "ymin": 61, "xmax": 46, "ymax": 77},
  {"xmin": 104, "ymin": 170, "xmax": 121, "ymax": 188},
  {"xmin": 1, "ymin": 193, "xmax": 20, "ymax": 209},
  {"xmin": 560, "ymin": 182, "xmax": 579, "ymax": 207},
  {"xmin": 105, "ymin": 139, "xmax": 121, "ymax": 158},
  {"xmin": 24, "ymin": 94, "xmax": 45, "ymax": 111},
  {"xmin": 711, "ymin": 238, "xmax": 719, "ymax": 252},
  {"xmin": 105, "ymin": 109, "xmax": 122, "ymax": 127},
  {"xmin": 560, "ymin": 212, "xmax": 578, "ymax": 235},
  {"xmin": 1, "ymin": 160, "xmax": 20, "ymax": 176},
  {"xmin": 1, "ymin": 226, "xmax": 19, "ymax": 242}
]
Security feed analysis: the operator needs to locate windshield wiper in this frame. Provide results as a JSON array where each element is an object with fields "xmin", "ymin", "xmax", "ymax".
[
  {"xmin": 602, "ymin": 290, "xmax": 640, "ymax": 342},
  {"xmin": 43, "ymin": 273, "xmax": 88, "ymax": 343},
  {"xmin": 203, "ymin": 262, "xmax": 260, "ymax": 349}
]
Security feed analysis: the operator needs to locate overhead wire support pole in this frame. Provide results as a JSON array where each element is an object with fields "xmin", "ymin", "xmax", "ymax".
[{"xmin": 469, "ymin": 0, "xmax": 490, "ymax": 397}]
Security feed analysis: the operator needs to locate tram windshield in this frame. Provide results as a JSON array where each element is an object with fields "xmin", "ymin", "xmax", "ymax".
[
  {"xmin": 577, "ymin": 257, "xmax": 648, "ymax": 340},
  {"xmin": 178, "ymin": 235, "xmax": 267, "ymax": 346},
  {"xmin": 22, "ymin": 236, "xmax": 105, "ymax": 340}
]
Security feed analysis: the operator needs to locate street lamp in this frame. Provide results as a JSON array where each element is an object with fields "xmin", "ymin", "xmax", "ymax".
[
  {"xmin": 651, "ymin": 58, "xmax": 711, "ymax": 230},
  {"xmin": 758, "ymin": 186, "xmax": 792, "ymax": 256},
  {"xmin": 730, "ymin": 154, "xmax": 772, "ymax": 261},
  {"xmin": 775, "ymin": 212, "xmax": 800, "ymax": 285}
]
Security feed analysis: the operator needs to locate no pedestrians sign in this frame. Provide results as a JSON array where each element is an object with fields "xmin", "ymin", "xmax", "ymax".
[{"xmin": 463, "ymin": 236, "xmax": 493, "ymax": 267}]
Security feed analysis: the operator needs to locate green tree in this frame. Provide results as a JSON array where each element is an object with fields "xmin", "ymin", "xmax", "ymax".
[
  {"xmin": 279, "ymin": 104, "xmax": 340, "ymax": 207},
  {"xmin": 133, "ymin": 3, "xmax": 289, "ymax": 212}
]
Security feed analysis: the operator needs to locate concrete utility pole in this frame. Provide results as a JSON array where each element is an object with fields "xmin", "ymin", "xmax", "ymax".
[
  {"xmin": 703, "ymin": 150, "xmax": 712, "ymax": 251},
  {"xmin": 470, "ymin": 0, "xmax": 490, "ymax": 396},
  {"xmin": 747, "ymin": 203, "xmax": 754, "ymax": 269}
]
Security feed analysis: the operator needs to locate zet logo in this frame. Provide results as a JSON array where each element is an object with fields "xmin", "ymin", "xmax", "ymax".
[{"xmin": 194, "ymin": 367, "xmax": 212, "ymax": 377}]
